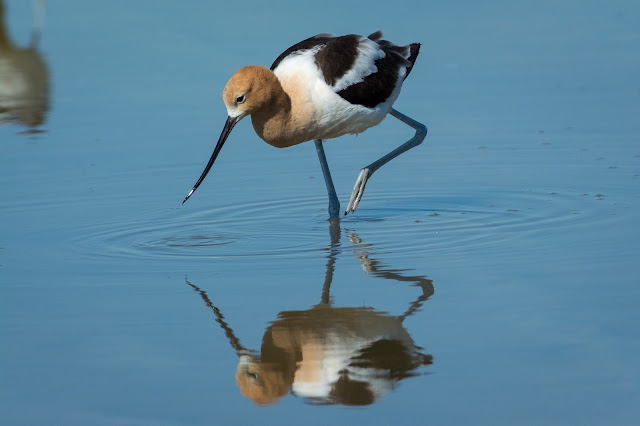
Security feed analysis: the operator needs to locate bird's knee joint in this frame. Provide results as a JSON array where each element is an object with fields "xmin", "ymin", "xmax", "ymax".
[{"xmin": 415, "ymin": 124, "xmax": 427, "ymax": 142}]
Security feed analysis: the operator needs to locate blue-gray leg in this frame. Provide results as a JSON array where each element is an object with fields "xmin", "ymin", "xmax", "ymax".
[
  {"xmin": 314, "ymin": 139, "xmax": 340, "ymax": 219},
  {"xmin": 345, "ymin": 109, "xmax": 428, "ymax": 215}
]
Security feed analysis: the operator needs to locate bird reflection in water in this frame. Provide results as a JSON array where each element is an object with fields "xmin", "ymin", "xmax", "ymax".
[
  {"xmin": 0, "ymin": 0, "xmax": 49, "ymax": 128},
  {"xmin": 186, "ymin": 222, "xmax": 434, "ymax": 406}
]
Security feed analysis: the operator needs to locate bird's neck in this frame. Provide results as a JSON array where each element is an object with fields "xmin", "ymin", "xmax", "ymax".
[{"xmin": 251, "ymin": 78, "xmax": 314, "ymax": 148}]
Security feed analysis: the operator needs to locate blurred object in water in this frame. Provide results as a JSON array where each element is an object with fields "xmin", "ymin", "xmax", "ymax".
[{"xmin": 0, "ymin": 0, "xmax": 49, "ymax": 128}]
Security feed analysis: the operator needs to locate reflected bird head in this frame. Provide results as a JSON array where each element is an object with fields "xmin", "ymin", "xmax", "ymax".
[{"xmin": 235, "ymin": 354, "xmax": 290, "ymax": 406}]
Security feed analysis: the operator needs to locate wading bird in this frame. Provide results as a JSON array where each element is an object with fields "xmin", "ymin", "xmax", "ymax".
[{"xmin": 183, "ymin": 31, "xmax": 427, "ymax": 218}]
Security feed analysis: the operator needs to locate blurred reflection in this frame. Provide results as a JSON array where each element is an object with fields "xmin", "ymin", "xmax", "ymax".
[
  {"xmin": 0, "ymin": 0, "xmax": 49, "ymax": 128},
  {"xmin": 186, "ymin": 222, "xmax": 434, "ymax": 406}
]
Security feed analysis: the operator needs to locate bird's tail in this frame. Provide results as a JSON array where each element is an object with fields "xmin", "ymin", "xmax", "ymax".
[{"xmin": 404, "ymin": 43, "xmax": 421, "ymax": 80}]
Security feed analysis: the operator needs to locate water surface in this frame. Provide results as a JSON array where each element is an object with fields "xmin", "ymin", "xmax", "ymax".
[{"xmin": 1, "ymin": 0, "xmax": 639, "ymax": 424}]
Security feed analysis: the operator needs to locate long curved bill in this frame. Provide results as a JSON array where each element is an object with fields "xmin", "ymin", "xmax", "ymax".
[{"xmin": 183, "ymin": 115, "xmax": 240, "ymax": 204}]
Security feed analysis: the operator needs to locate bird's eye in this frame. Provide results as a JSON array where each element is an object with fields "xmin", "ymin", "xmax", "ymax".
[{"xmin": 236, "ymin": 94, "xmax": 246, "ymax": 104}]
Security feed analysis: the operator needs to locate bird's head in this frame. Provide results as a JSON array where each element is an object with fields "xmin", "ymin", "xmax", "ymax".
[
  {"xmin": 222, "ymin": 65, "xmax": 281, "ymax": 119},
  {"xmin": 182, "ymin": 65, "xmax": 281, "ymax": 204}
]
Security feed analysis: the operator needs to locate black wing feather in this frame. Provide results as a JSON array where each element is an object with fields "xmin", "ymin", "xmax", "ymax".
[{"xmin": 338, "ymin": 40, "xmax": 420, "ymax": 108}]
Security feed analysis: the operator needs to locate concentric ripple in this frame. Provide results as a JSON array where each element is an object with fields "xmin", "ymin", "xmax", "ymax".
[
  {"xmin": 66, "ymin": 188, "xmax": 616, "ymax": 262},
  {"xmin": 69, "ymin": 195, "xmax": 330, "ymax": 260},
  {"xmin": 346, "ymin": 189, "xmax": 616, "ymax": 257}
]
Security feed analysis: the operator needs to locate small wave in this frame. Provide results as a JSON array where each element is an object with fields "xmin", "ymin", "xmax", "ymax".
[{"xmin": 66, "ymin": 188, "xmax": 614, "ymax": 261}]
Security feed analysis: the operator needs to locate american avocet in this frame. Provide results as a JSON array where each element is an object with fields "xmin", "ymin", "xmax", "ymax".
[{"xmin": 183, "ymin": 31, "xmax": 427, "ymax": 219}]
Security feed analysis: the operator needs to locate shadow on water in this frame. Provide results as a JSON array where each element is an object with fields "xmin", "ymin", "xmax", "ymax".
[
  {"xmin": 186, "ymin": 221, "xmax": 434, "ymax": 406},
  {"xmin": 0, "ymin": 0, "xmax": 49, "ymax": 130}
]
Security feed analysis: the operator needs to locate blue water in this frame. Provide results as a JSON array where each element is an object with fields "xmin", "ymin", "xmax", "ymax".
[{"xmin": 1, "ymin": 0, "xmax": 639, "ymax": 424}]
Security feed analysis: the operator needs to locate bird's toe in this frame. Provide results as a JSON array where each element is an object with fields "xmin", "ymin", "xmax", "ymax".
[{"xmin": 345, "ymin": 168, "xmax": 370, "ymax": 215}]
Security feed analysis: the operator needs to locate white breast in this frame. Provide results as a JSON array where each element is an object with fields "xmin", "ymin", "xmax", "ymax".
[{"xmin": 274, "ymin": 49, "xmax": 392, "ymax": 140}]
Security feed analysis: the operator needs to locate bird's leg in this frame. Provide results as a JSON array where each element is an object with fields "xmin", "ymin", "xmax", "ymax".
[
  {"xmin": 314, "ymin": 139, "xmax": 340, "ymax": 219},
  {"xmin": 345, "ymin": 109, "xmax": 427, "ymax": 215}
]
